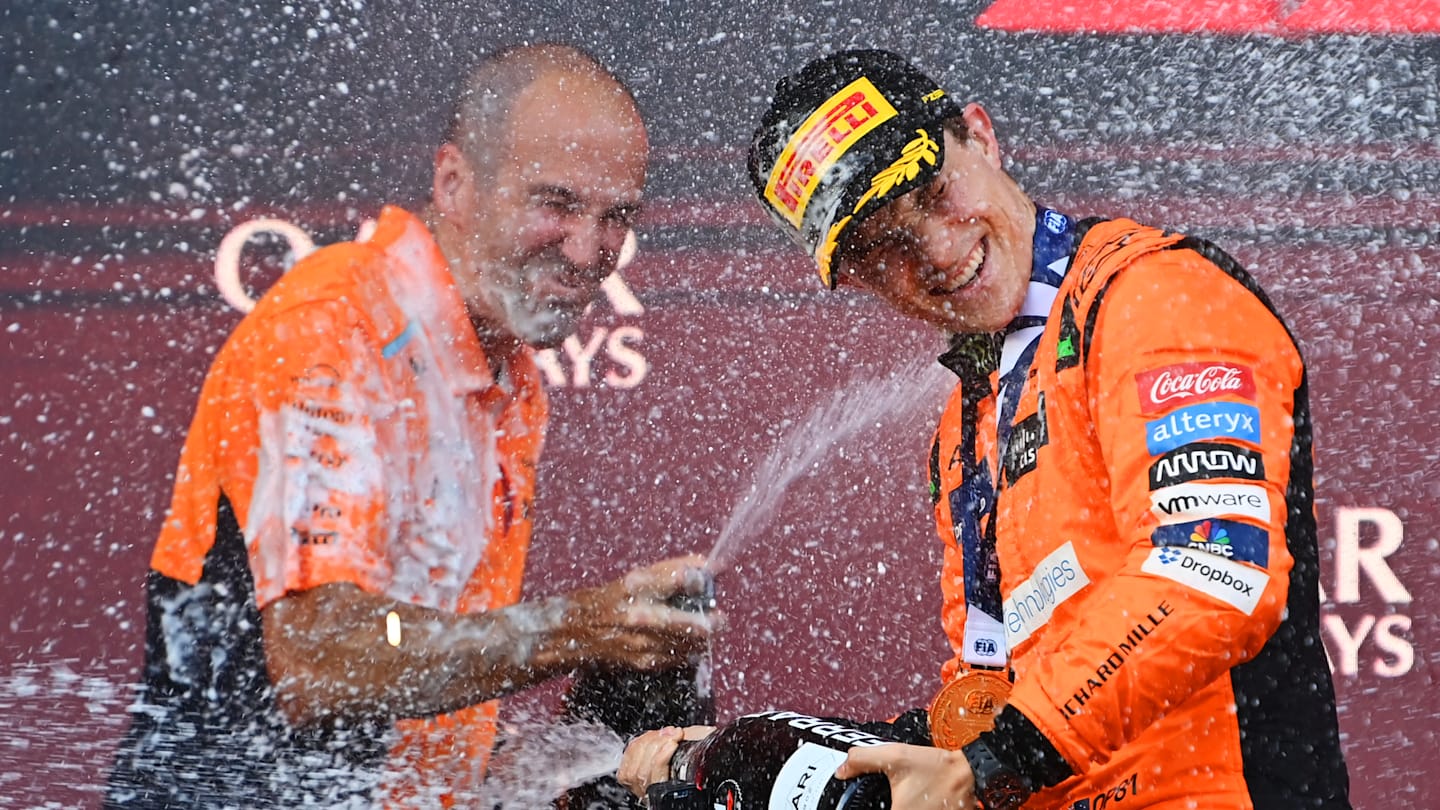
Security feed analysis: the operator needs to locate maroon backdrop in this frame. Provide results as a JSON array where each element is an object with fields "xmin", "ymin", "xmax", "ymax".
[{"xmin": 3, "ymin": 1, "xmax": 1437, "ymax": 806}]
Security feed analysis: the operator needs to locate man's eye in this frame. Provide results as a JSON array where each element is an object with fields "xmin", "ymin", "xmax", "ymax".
[
  {"xmin": 601, "ymin": 209, "xmax": 636, "ymax": 230},
  {"xmin": 917, "ymin": 180, "xmax": 947, "ymax": 208},
  {"xmin": 537, "ymin": 196, "xmax": 580, "ymax": 214},
  {"xmin": 872, "ymin": 228, "xmax": 919, "ymax": 255}
]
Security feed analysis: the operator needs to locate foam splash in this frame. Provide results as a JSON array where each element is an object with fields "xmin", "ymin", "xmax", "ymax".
[
  {"xmin": 475, "ymin": 720, "xmax": 629, "ymax": 809},
  {"xmin": 706, "ymin": 357, "xmax": 952, "ymax": 573}
]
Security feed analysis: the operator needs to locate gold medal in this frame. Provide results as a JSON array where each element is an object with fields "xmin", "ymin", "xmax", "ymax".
[{"xmin": 928, "ymin": 670, "xmax": 1012, "ymax": 750}]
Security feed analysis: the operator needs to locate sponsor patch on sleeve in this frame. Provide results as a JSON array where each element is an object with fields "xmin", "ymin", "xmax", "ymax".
[
  {"xmin": 1141, "ymin": 546, "xmax": 1269, "ymax": 615},
  {"xmin": 1149, "ymin": 482, "xmax": 1271, "ymax": 524},
  {"xmin": 1145, "ymin": 402, "xmax": 1260, "ymax": 455},
  {"xmin": 1151, "ymin": 518, "xmax": 1269, "ymax": 567},
  {"xmin": 1135, "ymin": 361, "xmax": 1256, "ymax": 415},
  {"xmin": 1148, "ymin": 441, "xmax": 1266, "ymax": 489},
  {"xmin": 276, "ymin": 359, "xmax": 377, "ymax": 552}
]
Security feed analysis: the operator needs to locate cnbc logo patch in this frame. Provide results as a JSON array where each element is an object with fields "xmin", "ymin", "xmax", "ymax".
[
  {"xmin": 1151, "ymin": 518, "xmax": 1269, "ymax": 567},
  {"xmin": 1189, "ymin": 520, "xmax": 1231, "ymax": 555}
]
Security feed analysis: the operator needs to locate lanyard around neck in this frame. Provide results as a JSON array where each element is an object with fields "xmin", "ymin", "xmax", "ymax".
[{"xmin": 954, "ymin": 208, "xmax": 1074, "ymax": 669}]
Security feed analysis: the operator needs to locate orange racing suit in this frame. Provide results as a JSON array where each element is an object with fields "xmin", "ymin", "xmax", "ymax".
[
  {"xmin": 106, "ymin": 206, "xmax": 546, "ymax": 809},
  {"xmin": 930, "ymin": 218, "xmax": 1349, "ymax": 808}
]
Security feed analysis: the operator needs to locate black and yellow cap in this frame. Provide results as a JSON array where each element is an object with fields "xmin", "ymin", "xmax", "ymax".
[{"xmin": 747, "ymin": 49, "xmax": 963, "ymax": 288}]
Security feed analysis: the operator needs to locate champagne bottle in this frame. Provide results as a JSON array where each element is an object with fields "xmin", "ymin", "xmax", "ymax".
[
  {"xmin": 559, "ymin": 578, "xmax": 717, "ymax": 809},
  {"xmin": 648, "ymin": 711, "xmax": 894, "ymax": 810},
  {"xmin": 562, "ymin": 578, "xmax": 716, "ymax": 735},
  {"xmin": 561, "ymin": 654, "xmax": 714, "ymax": 739}
]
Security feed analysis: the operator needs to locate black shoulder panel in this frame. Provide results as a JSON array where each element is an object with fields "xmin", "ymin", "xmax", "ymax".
[{"xmin": 105, "ymin": 494, "xmax": 389, "ymax": 809}]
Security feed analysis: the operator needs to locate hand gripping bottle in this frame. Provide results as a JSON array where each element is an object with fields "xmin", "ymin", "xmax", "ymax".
[
  {"xmin": 560, "ymin": 576, "xmax": 717, "ymax": 809},
  {"xmin": 647, "ymin": 711, "xmax": 893, "ymax": 810},
  {"xmin": 563, "ymin": 578, "xmax": 717, "ymax": 739}
]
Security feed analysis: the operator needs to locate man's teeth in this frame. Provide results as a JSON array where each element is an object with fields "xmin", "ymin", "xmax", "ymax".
[
  {"xmin": 954, "ymin": 244, "xmax": 985, "ymax": 287},
  {"xmin": 931, "ymin": 244, "xmax": 986, "ymax": 293}
]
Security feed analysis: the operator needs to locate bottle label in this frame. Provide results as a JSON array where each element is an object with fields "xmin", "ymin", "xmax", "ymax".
[
  {"xmin": 746, "ymin": 711, "xmax": 890, "ymax": 748},
  {"xmin": 767, "ymin": 742, "xmax": 846, "ymax": 810}
]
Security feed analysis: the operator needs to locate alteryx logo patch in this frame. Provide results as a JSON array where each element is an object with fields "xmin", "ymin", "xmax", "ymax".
[
  {"xmin": 1145, "ymin": 402, "xmax": 1259, "ymax": 455},
  {"xmin": 1151, "ymin": 518, "xmax": 1269, "ymax": 567}
]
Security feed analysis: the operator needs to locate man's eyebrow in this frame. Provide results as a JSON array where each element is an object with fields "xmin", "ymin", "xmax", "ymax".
[
  {"xmin": 529, "ymin": 184, "xmax": 581, "ymax": 203},
  {"xmin": 530, "ymin": 184, "xmax": 643, "ymax": 218},
  {"xmin": 529, "ymin": 183, "xmax": 642, "ymax": 220}
]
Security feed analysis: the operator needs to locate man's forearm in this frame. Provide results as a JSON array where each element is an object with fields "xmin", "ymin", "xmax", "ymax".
[{"xmin": 261, "ymin": 582, "xmax": 593, "ymax": 727}]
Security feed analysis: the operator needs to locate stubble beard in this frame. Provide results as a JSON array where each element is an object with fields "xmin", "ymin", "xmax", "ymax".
[{"xmin": 487, "ymin": 255, "xmax": 592, "ymax": 350}]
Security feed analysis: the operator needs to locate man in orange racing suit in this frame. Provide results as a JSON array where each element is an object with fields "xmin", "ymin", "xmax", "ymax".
[
  {"xmin": 618, "ymin": 49, "xmax": 1349, "ymax": 810},
  {"xmin": 767, "ymin": 49, "xmax": 1350, "ymax": 810},
  {"xmin": 105, "ymin": 44, "xmax": 712, "ymax": 810}
]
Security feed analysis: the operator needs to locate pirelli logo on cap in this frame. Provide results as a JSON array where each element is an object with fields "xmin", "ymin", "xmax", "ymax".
[{"xmin": 764, "ymin": 77, "xmax": 898, "ymax": 228}]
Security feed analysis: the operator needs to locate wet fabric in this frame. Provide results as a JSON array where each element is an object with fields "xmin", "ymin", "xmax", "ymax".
[
  {"xmin": 930, "ymin": 218, "xmax": 1350, "ymax": 808},
  {"xmin": 106, "ymin": 207, "xmax": 547, "ymax": 809}
]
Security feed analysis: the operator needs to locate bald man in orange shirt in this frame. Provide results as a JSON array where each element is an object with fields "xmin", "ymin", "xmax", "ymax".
[{"xmin": 106, "ymin": 44, "xmax": 711, "ymax": 810}]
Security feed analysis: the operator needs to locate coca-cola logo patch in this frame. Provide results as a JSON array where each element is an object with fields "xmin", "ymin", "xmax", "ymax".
[{"xmin": 1136, "ymin": 362, "xmax": 1256, "ymax": 415}]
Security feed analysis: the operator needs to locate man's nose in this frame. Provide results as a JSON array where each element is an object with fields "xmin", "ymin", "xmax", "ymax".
[
  {"xmin": 561, "ymin": 217, "xmax": 619, "ymax": 276},
  {"xmin": 913, "ymin": 218, "xmax": 961, "ymax": 269}
]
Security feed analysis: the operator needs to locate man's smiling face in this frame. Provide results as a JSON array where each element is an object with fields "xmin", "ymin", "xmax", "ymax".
[
  {"xmin": 834, "ymin": 122, "xmax": 1035, "ymax": 335},
  {"xmin": 445, "ymin": 68, "xmax": 648, "ymax": 350}
]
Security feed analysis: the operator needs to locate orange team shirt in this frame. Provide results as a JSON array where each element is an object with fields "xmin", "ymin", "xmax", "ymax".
[{"xmin": 150, "ymin": 206, "xmax": 548, "ymax": 807}]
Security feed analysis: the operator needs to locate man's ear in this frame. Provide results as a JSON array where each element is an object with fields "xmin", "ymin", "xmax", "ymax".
[
  {"xmin": 960, "ymin": 103, "xmax": 1004, "ymax": 168},
  {"xmin": 432, "ymin": 143, "xmax": 474, "ymax": 218}
]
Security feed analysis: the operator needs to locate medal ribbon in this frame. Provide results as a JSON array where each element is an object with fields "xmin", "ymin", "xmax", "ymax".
[{"xmin": 955, "ymin": 208, "xmax": 1074, "ymax": 669}]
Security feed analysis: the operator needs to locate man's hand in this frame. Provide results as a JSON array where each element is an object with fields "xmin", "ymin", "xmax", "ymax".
[
  {"xmin": 263, "ymin": 554, "xmax": 716, "ymax": 728},
  {"xmin": 616, "ymin": 725, "xmax": 716, "ymax": 798},
  {"xmin": 557, "ymin": 554, "xmax": 718, "ymax": 672},
  {"xmin": 835, "ymin": 743, "xmax": 977, "ymax": 810}
]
